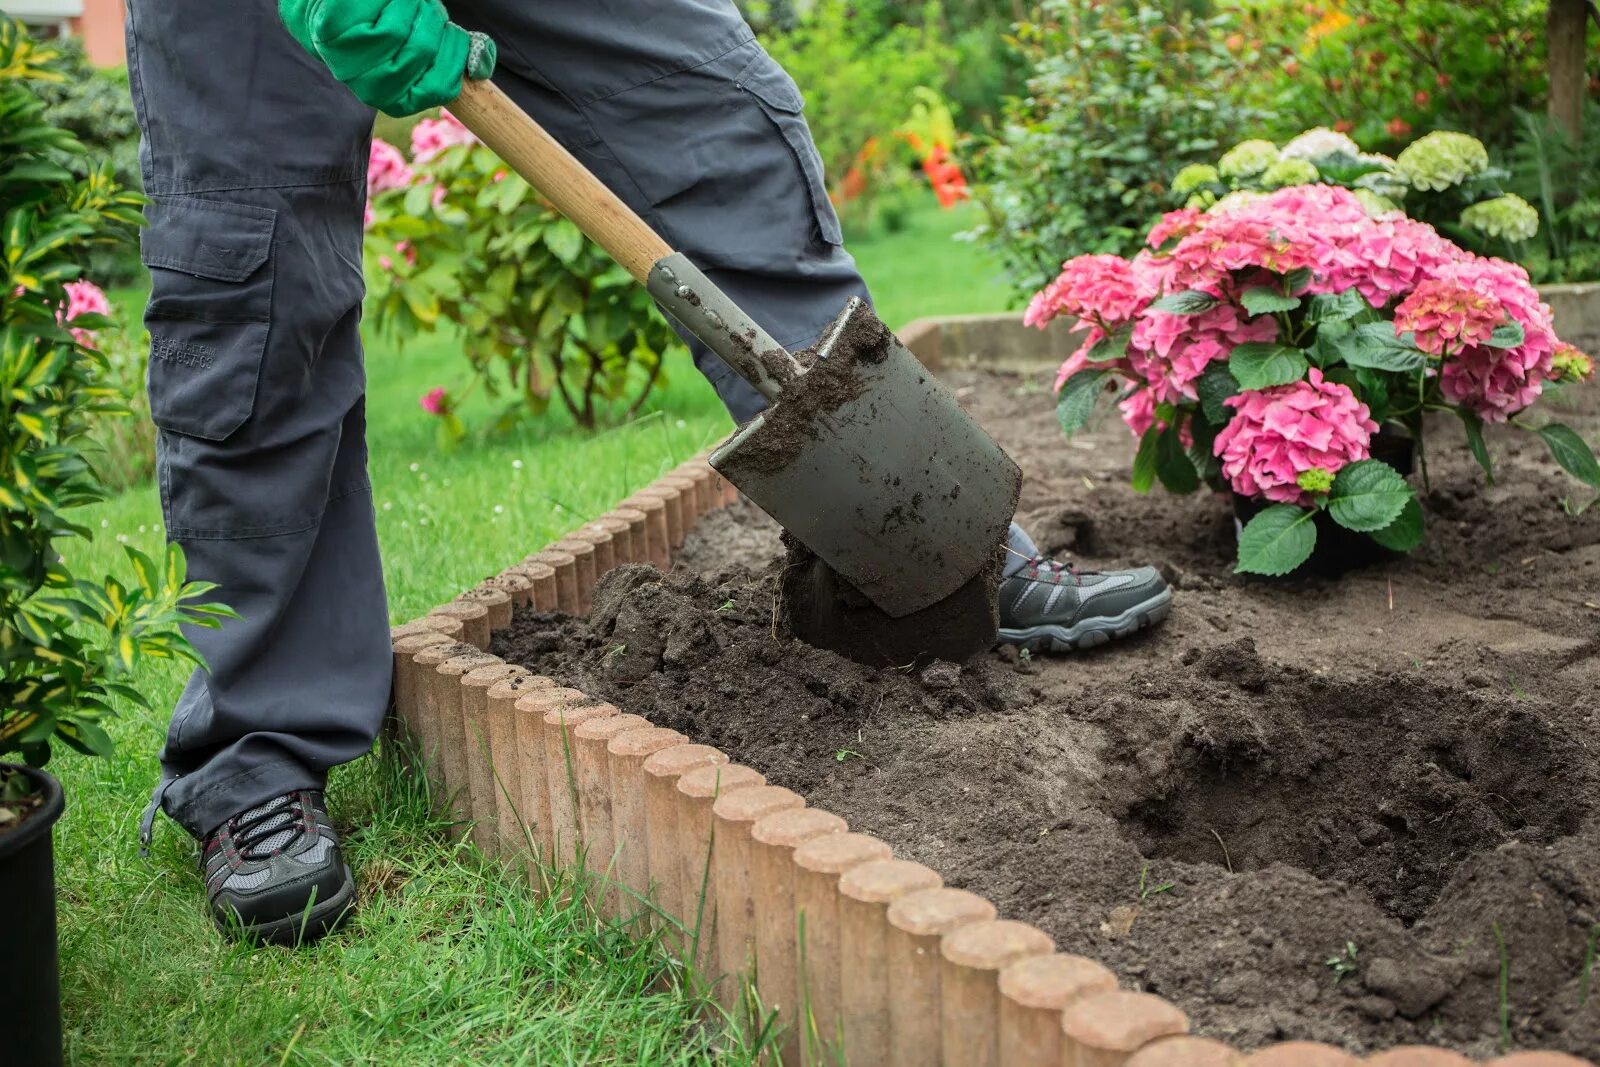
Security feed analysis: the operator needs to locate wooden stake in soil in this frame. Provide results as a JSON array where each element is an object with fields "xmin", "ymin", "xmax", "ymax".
[
  {"xmin": 573, "ymin": 524, "xmax": 616, "ymax": 578},
  {"xmin": 525, "ymin": 550, "xmax": 579, "ymax": 614},
  {"xmin": 605, "ymin": 727, "xmax": 688, "ymax": 919},
  {"xmin": 515, "ymin": 560, "xmax": 558, "ymax": 613},
  {"xmin": 571, "ymin": 711, "xmax": 651, "ymax": 906},
  {"xmin": 883, "ymin": 888, "xmax": 999, "ymax": 1067},
  {"xmin": 430, "ymin": 600, "xmax": 491, "ymax": 650},
  {"xmin": 996, "ymin": 954, "xmax": 1117, "ymax": 1067},
  {"xmin": 622, "ymin": 494, "xmax": 671, "ymax": 569},
  {"xmin": 640, "ymin": 744, "xmax": 729, "ymax": 931},
  {"xmin": 457, "ymin": 586, "xmax": 513, "ymax": 632},
  {"xmin": 432, "ymin": 650, "xmax": 500, "ymax": 834},
  {"xmin": 939, "ymin": 920, "xmax": 1054, "ymax": 1067},
  {"xmin": 672, "ymin": 460, "xmax": 717, "ymax": 517},
  {"xmin": 1058, "ymin": 990, "xmax": 1189, "ymax": 1067},
  {"xmin": 537, "ymin": 695, "xmax": 611, "ymax": 867},
  {"xmin": 486, "ymin": 673, "xmax": 553, "ymax": 859},
  {"xmin": 656, "ymin": 473, "xmax": 702, "ymax": 526},
  {"xmin": 484, "ymin": 570, "xmax": 534, "ymax": 609},
  {"xmin": 750, "ymin": 807, "xmax": 848, "ymax": 1064},
  {"xmin": 1482, "ymin": 1055, "xmax": 1596, "ymax": 1067},
  {"xmin": 607, "ymin": 507, "xmax": 650, "ymax": 568},
  {"xmin": 631, "ymin": 484, "xmax": 684, "ymax": 553},
  {"xmin": 836, "ymin": 859, "xmax": 944, "ymax": 1067},
  {"xmin": 791, "ymin": 832, "xmax": 894, "ymax": 1066},
  {"xmin": 587, "ymin": 515, "xmax": 634, "ymax": 570},
  {"xmin": 410, "ymin": 641, "xmax": 473, "ymax": 807},
  {"xmin": 549, "ymin": 538, "xmax": 598, "ymax": 613},
  {"xmin": 710, "ymin": 785, "xmax": 807, "ymax": 1012},
  {"xmin": 1125, "ymin": 1036, "xmax": 1242, "ymax": 1067},
  {"xmin": 1236, "ymin": 1042, "xmax": 1355, "ymax": 1066},
  {"xmin": 390, "ymin": 631, "xmax": 453, "ymax": 769},
  {"xmin": 413, "ymin": 613, "xmax": 466, "ymax": 640},
  {"xmin": 1361, "ymin": 1050, "xmax": 1473, "ymax": 1067},
  {"xmin": 461, "ymin": 662, "xmax": 528, "ymax": 855},
  {"xmin": 673, "ymin": 763, "xmax": 768, "ymax": 979},
  {"xmin": 510, "ymin": 685, "xmax": 582, "ymax": 864}
]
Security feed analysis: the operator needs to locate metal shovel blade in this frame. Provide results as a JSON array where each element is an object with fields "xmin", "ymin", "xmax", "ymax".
[{"xmin": 710, "ymin": 300, "xmax": 1022, "ymax": 619}]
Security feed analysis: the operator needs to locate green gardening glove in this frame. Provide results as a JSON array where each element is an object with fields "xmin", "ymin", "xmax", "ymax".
[{"xmin": 278, "ymin": 0, "xmax": 497, "ymax": 117}]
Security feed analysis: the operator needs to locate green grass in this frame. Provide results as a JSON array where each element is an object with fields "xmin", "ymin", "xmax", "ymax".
[{"xmin": 49, "ymin": 194, "xmax": 1004, "ymax": 1064}]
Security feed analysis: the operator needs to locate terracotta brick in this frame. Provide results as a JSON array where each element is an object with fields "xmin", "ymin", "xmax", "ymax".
[
  {"xmin": 432, "ymin": 650, "xmax": 499, "ymax": 835},
  {"xmin": 621, "ymin": 495, "xmax": 670, "ymax": 569},
  {"xmin": 1482, "ymin": 1055, "xmax": 1597, "ymax": 1067},
  {"xmin": 410, "ymin": 642, "xmax": 476, "ymax": 808},
  {"xmin": 836, "ymin": 860, "xmax": 945, "ymax": 1066},
  {"xmin": 390, "ymin": 632, "xmax": 452, "ymax": 771},
  {"xmin": 485, "ymin": 569, "xmax": 534, "ymax": 609},
  {"xmin": 486, "ymin": 672, "xmax": 552, "ymax": 859},
  {"xmin": 515, "ymin": 560, "xmax": 558, "ymax": 612},
  {"xmin": 634, "ymin": 483, "xmax": 686, "ymax": 550},
  {"xmin": 607, "ymin": 507, "xmax": 651, "ymax": 570},
  {"xmin": 571, "ymin": 712, "xmax": 651, "ymax": 906},
  {"xmin": 573, "ymin": 524, "xmax": 616, "ymax": 577}
]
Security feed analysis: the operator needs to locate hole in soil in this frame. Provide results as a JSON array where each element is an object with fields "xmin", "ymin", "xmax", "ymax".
[{"xmin": 1126, "ymin": 668, "xmax": 1585, "ymax": 926}]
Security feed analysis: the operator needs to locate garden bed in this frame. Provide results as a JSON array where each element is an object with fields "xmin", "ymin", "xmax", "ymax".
[{"xmin": 494, "ymin": 365, "xmax": 1600, "ymax": 1058}]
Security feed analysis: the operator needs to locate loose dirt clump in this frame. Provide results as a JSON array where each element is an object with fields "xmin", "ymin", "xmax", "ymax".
[{"xmin": 495, "ymin": 367, "xmax": 1600, "ymax": 1058}]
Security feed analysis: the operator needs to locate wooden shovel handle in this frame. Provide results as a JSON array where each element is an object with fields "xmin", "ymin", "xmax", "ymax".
[{"xmin": 451, "ymin": 78, "xmax": 672, "ymax": 284}]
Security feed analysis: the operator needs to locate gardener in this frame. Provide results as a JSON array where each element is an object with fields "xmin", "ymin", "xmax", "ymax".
[{"xmin": 130, "ymin": 0, "xmax": 1173, "ymax": 944}]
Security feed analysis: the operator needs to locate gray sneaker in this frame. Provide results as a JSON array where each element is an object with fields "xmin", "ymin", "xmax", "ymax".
[
  {"xmin": 201, "ymin": 790, "xmax": 355, "ymax": 945},
  {"xmin": 998, "ymin": 558, "xmax": 1172, "ymax": 652}
]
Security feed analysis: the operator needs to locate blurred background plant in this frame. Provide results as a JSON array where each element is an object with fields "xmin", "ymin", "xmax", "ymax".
[{"xmin": 1507, "ymin": 101, "xmax": 1600, "ymax": 283}]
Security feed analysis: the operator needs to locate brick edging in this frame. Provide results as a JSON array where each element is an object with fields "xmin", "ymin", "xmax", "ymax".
[{"xmin": 386, "ymin": 453, "xmax": 1592, "ymax": 1067}]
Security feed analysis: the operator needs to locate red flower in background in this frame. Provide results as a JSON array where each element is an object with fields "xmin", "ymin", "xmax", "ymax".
[
  {"xmin": 920, "ymin": 143, "xmax": 968, "ymax": 208},
  {"xmin": 1387, "ymin": 117, "xmax": 1413, "ymax": 138}
]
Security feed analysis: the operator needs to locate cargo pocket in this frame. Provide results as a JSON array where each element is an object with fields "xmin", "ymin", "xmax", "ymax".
[
  {"xmin": 141, "ymin": 197, "xmax": 276, "ymax": 441},
  {"xmin": 733, "ymin": 51, "xmax": 844, "ymax": 247}
]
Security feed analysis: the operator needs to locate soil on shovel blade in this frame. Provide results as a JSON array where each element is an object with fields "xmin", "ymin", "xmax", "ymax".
[{"xmin": 496, "ymin": 366, "xmax": 1600, "ymax": 1058}]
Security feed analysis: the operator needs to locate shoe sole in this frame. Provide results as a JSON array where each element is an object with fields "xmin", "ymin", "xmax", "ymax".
[
  {"xmin": 217, "ymin": 864, "xmax": 358, "ymax": 947},
  {"xmin": 998, "ymin": 587, "xmax": 1174, "ymax": 654}
]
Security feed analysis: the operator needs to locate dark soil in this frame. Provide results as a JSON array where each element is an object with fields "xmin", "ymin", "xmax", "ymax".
[{"xmin": 495, "ymin": 367, "xmax": 1600, "ymax": 1058}]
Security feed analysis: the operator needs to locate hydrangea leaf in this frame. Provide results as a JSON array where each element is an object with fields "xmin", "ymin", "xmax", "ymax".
[
  {"xmin": 1458, "ymin": 411, "xmax": 1493, "ymax": 483},
  {"xmin": 1306, "ymin": 290, "xmax": 1371, "ymax": 325},
  {"xmin": 1338, "ymin": 322, "xmax": 1427, "ymax": 372},
  {"xmin": 1327, "ymin": 459, "xmax": 1412, "ymax": 532},
  {"xmin": 1485, "ymin": 319, "xmax": 1525, "ymax": 349},
  {"xmin": 1536, "ymin": 423, "xmax": 1600, "ymax": 489},
  {"xmin": 1085, "ymin": 323, "xmax": 1133, "ymax": 363},
  {"xmin": 1130, "ymin": 428, "xmax": 1160, "ymax": 493},
  {"xmin": 1229, "ymin": 343, "xmax": 1309, "ymax": 391},
  {"xmin": 1236, "ymin": 504, "xmax": 1317, "ymax": 576},
  {"xmin": 1196, "ymin": 362, "xmax": 1240, "ymax": 425},
  {"xmin": 1056, "ymin": 370, "xmax": 1107, "ymax": 438},
  {"xmin": 1367, "ymin": 497, "xmax": 1425, "ymax": 552},
  {"xmin": 1150, "ymin": 290, "xmax": 1219, "ymax": 315},
  {"xmin": 1240, "ymin": 287, "xmax": 1301, "ymax": 317},
  {"xmin": 1155, "ymin": 424, "xmax": 1200, "ymax": 494}
]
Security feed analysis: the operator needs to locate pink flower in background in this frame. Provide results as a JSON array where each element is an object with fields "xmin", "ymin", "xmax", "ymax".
[
  {"xmin": 1214, "ymin": 369, "xmax": 1377, "ymax": 505},
  {"xmin": 411, "ymin": 109, "xmax": 477, "ymax": 163},
  {"xmin": 363, "ymin": 203, "xmax": 377, "ymax": 229},
  {"xmin": 60, "ymin": 279, "xmax": 110, "ymax": 347},
  {"xmin": 431, "ymin": 184, "xmax": 447, "ymax": 207},
  {"xmin": 1393, "ymin": 279, "xmax": 1504, "ymax": 355},
  {"xmin": 367, "ymin": 138, "xmax": 413, "ymax": 196},
  {"xmin": 420, "ymin": 387, "xmax": 449, "ymax": 415}
]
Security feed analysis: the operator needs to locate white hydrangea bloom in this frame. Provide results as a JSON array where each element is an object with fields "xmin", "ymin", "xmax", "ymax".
[{"xmin": 1281, "ymin": 127, "xmax": 1361, "ymax": 161}]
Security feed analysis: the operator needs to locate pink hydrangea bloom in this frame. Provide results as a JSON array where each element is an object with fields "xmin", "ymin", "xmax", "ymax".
[
  {"xmin": 1214, "ymin": 369, "xmax": 1378, "ymax": 505},
  {"xmin": 60, "ymin": 279, "xmax": 110, "ymax": 347},
  {"xmin": 1025, "ymin": 254, "xmax": 1154, "ymax": 330},
  {"xmin": 367, "ymin": 138, "xmax": 413, "ymax": 196},
  {"xmin": 420, "ymin": 387, "xmax": 448, "ymax": 415},
  {"xmin": 1430, "ymin": 254, "xmax": 1558, "ymax": 421},
  {"xmin": 410, "ymin": 109, "xmax": 477, "ymax": 163},
  {"xmin": 1119, "ymin": 388, "xmax": 1158, "ymax": 437},
  {"xmin": 1393, "ymin": 279, "xmax": 1503, "ymax": 356},
  {"xmin": 1129, "ymin": 301, "xmax": 1278, "ymax": 404},
  {"xmin": 1147, "ymin": 207, "xmax": 1205, "ymax": 249}
]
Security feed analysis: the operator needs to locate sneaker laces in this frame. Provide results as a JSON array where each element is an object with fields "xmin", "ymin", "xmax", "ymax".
[
  {"xmin": 224, "ymin": 793, "xmax": 307, "ymax": 860},
  {"xmin": 1025, "ymin": 556, "xmax": 1083, "ymax": 586}
]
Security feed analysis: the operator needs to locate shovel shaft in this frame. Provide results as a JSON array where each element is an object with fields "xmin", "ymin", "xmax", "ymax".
[{"xmin": 452, "ymin": 78, "xmax": 796, "ymax": 400}]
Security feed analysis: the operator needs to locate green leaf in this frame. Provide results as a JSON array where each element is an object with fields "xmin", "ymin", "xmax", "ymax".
[
  {"xmin": 1196, "ymin": 363, "xmax": 1239, "ymax": 426},
  {"xmin": 1283, "ymin": 267, "xmax": 1314, "ymax": 294},
  {"xmin": 1085, "ymin": 324, "xmax": 1133, "ymax": 363},
  {"xmin": 1536, "ymin": 423, "xmax": 1600, "ymax": 488},
  {"xmin": 1150, "ymin": 290, "xmax": 1219, "ymax": 315},
  {"xmin": 1240, "ymin": 287, "xmax": 1301, "ymax": 316},
  {"xmin": 1154, "ymin": 424, "xmax": 1199, "ymax": 494},
  {"xmin": 1367, "ymin": 498, "xmax": 1425, "ymax": 552},
  {"xmin": 1228, "ymin": 343, "xmax": 1309, "ymax": 390},
  {"xmin": 1327, "ymin": 459, "xmax": 1413, "ymax": 532},
  {"xmin": 1459, "ymin": 411, "xmax": 1493, "ymax": 483},
  {"xmin": 1130, "ymin": 429, "xmax": 1160, "ymax": 493},
  {"xmin": 1056, "ymin": 370, "xmax": 1108, "ymax": 437},
  {"xmin": 544, "ymin": 219, "xmax": 585, "ymax": 265},
  {"xmin": 1236, "ymin": 505, "xmax": 1318, "ymax": 576},
  {"xmin": 1485, "ymin": 319, "xmax": 1525, "ymax": 349},
  {"xmin": 1337, "ymin": 322, "xmax": 1427, "ymax": 372},
  {"xmin": 1305, "ymin": 290, "xmax": 1371, "ymax": 324}
]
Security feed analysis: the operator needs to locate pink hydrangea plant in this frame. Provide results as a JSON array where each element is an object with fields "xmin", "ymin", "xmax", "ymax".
[
  {"xmin": 410, "ymin": 109, "xmax": 477, "ymax": 164},
  {"xmin": 60, "ymin": 279, "xmax": 110, "ymax": 348},
  {"xmin": 367, "ymin": 138, "xmax": 414, "ymax": 196},
  {"xmin": 1213, "ymin": 370, "xmax": 1378, "ymax": 505}
]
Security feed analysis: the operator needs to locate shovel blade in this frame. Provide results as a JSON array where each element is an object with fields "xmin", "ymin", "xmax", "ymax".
[{"xmin": 711, "ymin": 301, "xmax": 1022, "ymax": 618}]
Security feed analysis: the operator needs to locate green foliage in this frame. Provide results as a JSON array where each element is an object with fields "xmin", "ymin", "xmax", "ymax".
[
  {"xmin": 83, "ymin": 322, "xmax": 157, "ymax": 493},
  {"xmin": 364, "ymin": 140, "xmax": 685, "ymax": 432},
  {"xmin": 970, "ymin": 0, "xmax": 1269, "ymax": 295},
  {"xmin": 0, "ymin": 20, "xmax": 230, "ymax": 769},
  {"xmin": 1235, "ymin": 503, "xmax": 1317, "ymax": 575},
  {"xmin": 1507, "ymin": 104, "xmax": 1600, "ymax": 284}
]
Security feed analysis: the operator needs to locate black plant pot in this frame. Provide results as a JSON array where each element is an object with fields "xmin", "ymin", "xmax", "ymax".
[
  {"xmin": 0, "ymin": 763, "xmax": 65, "ymax": 1067},
  {"xmin": 1232, "ymin": 427, "xmax": 1417, "ymax": 577}
]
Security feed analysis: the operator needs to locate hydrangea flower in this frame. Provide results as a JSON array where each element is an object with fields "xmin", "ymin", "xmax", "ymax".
[
  {"xmin": 1213, "ymin": 369, "xmax": 1378, "ymax": 505},
  {"xmin": 411, "ymin": 109, "xmax": 478, "ymax": 163},
  {"xmin": 1146, "ymin": 207, "xmax": 1206, "ymax": 249},
  {"xmin": 60, "ymin": 279, "xmax": 110, "ymax": 348},
  {"xmin": 1393, "ymin": 279, "xmax": 1505, "ymax": 356},
  {"xmin": 367, "ymin": 138, "xmax": 413, "ymax": 196},
  {"xmin": 1024, "ymin": 253, "xmax": 1156, "ymax": 330},
  {"xmin": 1431, "ymin": 255, "xmax": 1558, "ymax": 420},
  {"xmin": 1218, "ymin": 139, "xmax": 1280, "ymax": 179},
  {"xmin": 1394, "ymin": 131, "xmax": 1488, "ymax": 192},
  {"xmin": 1280, "ymin": 127, "xmax": 1361, "ymax": 161},
  {"xmin": 1551, "ymin": 343, "xmax": 1594, "ymax": 383},
  {"xmin": 1129, "ymin": 301, "xmax": 1278, "ymax": 405},
  {"xmin": 1171, "ymin": 164, "xmax": 1220, "ymax": 197},
  {"xmin": 1460, "ymin": 195, "xmax": 1540, "ymax": 243},
  {"xmin": 1259, "ymin": 158, "xmax": 1318, "ymax": 189}
]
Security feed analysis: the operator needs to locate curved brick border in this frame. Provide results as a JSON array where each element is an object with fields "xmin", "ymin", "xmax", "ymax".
[{"xmin": 386, "ymin": 449, "xmax": 1596, "ymax": 1067}]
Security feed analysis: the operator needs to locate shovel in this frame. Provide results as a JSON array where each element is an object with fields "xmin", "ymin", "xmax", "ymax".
[{"xmin": 452, "ymin": 79, "xmax": 1020, "ymax": 619}]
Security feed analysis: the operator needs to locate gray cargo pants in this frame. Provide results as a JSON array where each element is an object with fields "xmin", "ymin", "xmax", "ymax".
[{"xmin": 131, "ymin": 0, "xmax": 1034, "ymax": 840}]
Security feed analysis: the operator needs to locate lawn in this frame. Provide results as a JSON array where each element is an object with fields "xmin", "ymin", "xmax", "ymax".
[{"xmin": 48, "ymin": 193, "xmax": 1010, "ymax": 1064}]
